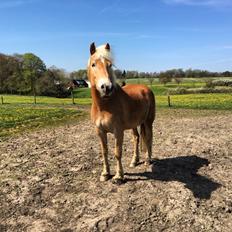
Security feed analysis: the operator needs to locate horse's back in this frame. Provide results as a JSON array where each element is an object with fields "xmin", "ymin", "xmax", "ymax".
[
  {"xmin": 122, "ymin": 84, "xmax": 155, "ymax": 104},
  {"xmin": 121, "ymin": 84, "xmax": 155, "ymax": 125},
  {"xmin": 122, "ymin": 84, "xmax": 151, "ymax": 95}
]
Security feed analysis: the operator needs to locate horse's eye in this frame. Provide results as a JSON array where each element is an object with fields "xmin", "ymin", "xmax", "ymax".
[{"xmin": 92, "ymin": 63, "xmax": 95, "ymax": 67}]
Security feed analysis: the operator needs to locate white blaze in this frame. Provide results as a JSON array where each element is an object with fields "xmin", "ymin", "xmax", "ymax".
[{"xmin": 96, "ymin": 77, "xmax": 112, "ymax": 93}]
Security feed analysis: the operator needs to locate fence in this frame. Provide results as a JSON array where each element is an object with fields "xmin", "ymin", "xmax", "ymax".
[{"xmin": 0, "ymin": 94, "xmax": 172, "ymax": 107}]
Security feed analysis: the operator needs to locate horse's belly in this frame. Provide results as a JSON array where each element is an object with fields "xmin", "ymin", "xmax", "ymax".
[
  {"xmin": 123, "ymin": 120, "xmax": 143, "ymax": 130},
  {"xmin": 122, "ymin": 110, "xmax": 147, "ymax": 129}
]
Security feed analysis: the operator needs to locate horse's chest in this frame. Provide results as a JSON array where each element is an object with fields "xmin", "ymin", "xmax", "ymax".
[{"xmin": 95, "ymin": 114, "xmax": 114, "ymax": 131}]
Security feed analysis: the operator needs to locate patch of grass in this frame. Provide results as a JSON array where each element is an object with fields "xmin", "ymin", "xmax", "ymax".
[
  {"xmin": 73, "ymin": 88, "xmax": 91, "ymax": 98},
  {"xmin": 0, "ymin": 94, "xmax": 92, "ymax": 105},
  {"xmin": 1, "ymin": 90, "xmax": 231, "ymax": 139},
  {"xmin": 0, "ymin": 104, "xmax": 86, "ymax": 138},
  {"xmin": 157, "ymin": 107, "xmax": 232, "ymax": 119},
  {"xmin": 156, "ymin": 94, "xmax": 232, "ymax": 110}
]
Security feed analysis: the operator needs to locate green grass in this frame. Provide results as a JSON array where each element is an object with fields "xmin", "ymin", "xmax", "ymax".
[
  {"xmin": 73, "ymin": 81, "xmax": 206, "ymax": 97},
  {"xmin": 156, "ymin": 93, "xmax": 232, "ymax": 110},
  {"xmin": 73, "ymin": 88, "xmax": 91, "ymax": 98},
  {"xmin": 1, "ymin": 88, "xmax": 232, "ymax": 138},
  {"xmin": 1, "ymin": 94, "xmax": 92, "ymax": 105},
  {"xmin": 0, "ymin": 104, "xmax": 86, "ymax": 138}
]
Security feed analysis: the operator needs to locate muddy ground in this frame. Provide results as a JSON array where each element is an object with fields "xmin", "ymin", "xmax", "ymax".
[{"xmin": 0, "ymin": 108, "xmax": 232, "ymax": 232}]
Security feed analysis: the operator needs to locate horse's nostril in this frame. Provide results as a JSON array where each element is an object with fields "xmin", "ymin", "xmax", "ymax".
[
  {"xmin": 101, "ymin": 84, "xmax": 105, "ymax": 89},
  {"xmin": 106, "ymin": 85, "xmax": 113, "ymax": 94}
]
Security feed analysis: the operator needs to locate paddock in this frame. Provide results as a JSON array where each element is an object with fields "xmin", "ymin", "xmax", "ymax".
[{"xmin": 0, "ymin": 108, "xmax": 231, "ymax": 231}]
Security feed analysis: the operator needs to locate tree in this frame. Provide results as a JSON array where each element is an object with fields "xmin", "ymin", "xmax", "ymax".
[
  {"xmin": 158, "ymin": 72, "xmax": 172, "ymax": 85},
  {"xmin": 23, "ymin": 53, "xmax": 46, "ymax": 102},
  {"xmin": 147, "ymin": 72, "xmax": 156, "ymax": 86},
  {"xmin": 37, "ymin": 67, "xmax": 70, "ymax": 98},
  {"xmin": 0, "ymin": 54, "xmax": 24, "ymax": 94},
  {"xmin": 70, "ymin": 69, "xmax": 87, "ymax": 80},
  {"xmin": 0, "ymin": 54, "xmax": 9, "ymax": 93},
  {"xmin": 114, "ymin": 69, "xmax": 123, "ymax": 79},
  {"xmin": 173, "ymin": 69, "xmax": 184, "ymax": 85}
]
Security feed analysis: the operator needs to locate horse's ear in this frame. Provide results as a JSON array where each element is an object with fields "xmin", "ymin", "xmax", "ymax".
[
  {"xmin": 105, "ymin": 43, "xmax": 110, "ymax": 51},
  {"xmin": 90, "ymin": 42, "xmax": 96, "ymax": 55}
]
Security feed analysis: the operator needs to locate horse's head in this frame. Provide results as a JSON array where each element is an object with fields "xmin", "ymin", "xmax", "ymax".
[{"xmin": 88, "ymin": 42, "xmax": 116, "ymax": 98}]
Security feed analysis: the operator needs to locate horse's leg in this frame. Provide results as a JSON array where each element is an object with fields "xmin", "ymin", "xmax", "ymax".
[
  {"xmin": 113, "ymin": 130, "xmax": 124, "ymax": 183},
  {"xmin": 144, "ymin": 123, "xmax": 153, "ymax": 165},
  {"xmin": 96, "ymin": 128, "xmax": 110, "ymax": 181},
  {"xmin": 130, "ymin": 128, "xmax": 140, "ymax": 167}
]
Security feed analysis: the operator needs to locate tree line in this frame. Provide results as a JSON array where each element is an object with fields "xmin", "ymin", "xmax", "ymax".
[
  {"xmin": 1, "ymin": 52, "xmax": 232, "ymax": 97},
  {"xmin": 70, "ymin": 68, "xmax": 232, "ymax": 86},
  {"xmin": 0, "ymin": 53, "xmax": 70, "ymax": 97}
]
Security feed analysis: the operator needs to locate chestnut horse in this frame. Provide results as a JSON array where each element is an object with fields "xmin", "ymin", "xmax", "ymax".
[{"xmin": 87, "ymin": 43, "xmax": 155, "ymax": 183}]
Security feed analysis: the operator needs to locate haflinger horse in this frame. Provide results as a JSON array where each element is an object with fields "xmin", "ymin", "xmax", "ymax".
[{"xmin": 87, "ymin": 42, "xmax": 155, "ymax": 184}]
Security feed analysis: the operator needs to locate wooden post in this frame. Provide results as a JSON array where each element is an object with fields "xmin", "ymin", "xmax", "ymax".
[
  {"xmin": 33, "ymin": 84, "xmax": 36, "ymax": 104},
  {"xmin": 1, "ymin": 96, "xmax": 3, "ymax": 104},
  {"xmin": 71, "ymin": 90, "xmax": 75, "ymax": 105},
  {"xmin": 34, "ymin": 93, "xmax": 36, "ymax": 104},
  {"xmin": 168, "ymin": 95, "xmax": 171, "ymax": 107}
]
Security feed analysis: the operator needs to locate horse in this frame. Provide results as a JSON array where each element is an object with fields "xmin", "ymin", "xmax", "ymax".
[{"xmin": 87, "ymin": 42, "xmax": 155, "ymax": 183}]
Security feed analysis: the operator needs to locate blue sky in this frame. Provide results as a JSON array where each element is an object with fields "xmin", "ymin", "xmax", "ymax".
[{"xmin": 0, "ymin": 0, "xmax": 232, "ymax": 72}]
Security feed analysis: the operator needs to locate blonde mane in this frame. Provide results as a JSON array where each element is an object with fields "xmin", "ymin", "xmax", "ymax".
[
  {"xmin": 88, "ymin": 44, "xmax": 114, "ymax": 67},
  {"xmin": 96, "ymin": 44, "xmax": 114, "ymax": 63}
]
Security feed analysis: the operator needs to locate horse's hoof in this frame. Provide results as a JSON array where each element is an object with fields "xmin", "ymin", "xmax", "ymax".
[
  {"xmin": 100, "ymin": 174, "xmax": 111, "ymax": 182},
  {"xmin": 130, "ymin": 162, "xmax": 138, "ymax": 168},
  {"xmin": 145, "ymin": 159, "xmax": 152, "ymax": 166},
  {"xmin": 112, "ymin": 177, "xmax": 125, "ymax": 185}
]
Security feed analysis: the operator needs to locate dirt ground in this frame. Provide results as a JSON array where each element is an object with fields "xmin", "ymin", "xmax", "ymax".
[{"xmin": 0, "ymin": 108, "xmax": 232, "ymax": 232}]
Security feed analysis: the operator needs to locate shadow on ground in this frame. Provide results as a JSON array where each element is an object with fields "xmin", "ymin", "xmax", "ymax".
[{"xmin": 126, "ymin": 155, "xmax": 221, "ymax": 199}]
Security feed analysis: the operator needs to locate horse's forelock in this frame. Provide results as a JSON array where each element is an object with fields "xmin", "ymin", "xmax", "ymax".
[
  {"xmin": 88, "ymin": 44, "xmax": 116, "ymax": 84},
  {"xmin": 88, "ymin": 45, "xmax": 114, "ymax": 68},
  {"xmin": 95, "ymin": 45, "xmax": 113, "ymax": 63}
]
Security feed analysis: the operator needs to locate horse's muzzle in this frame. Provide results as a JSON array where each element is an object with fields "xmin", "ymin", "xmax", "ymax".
[{"xmin": 101, "ymin": 84, "xmax": 114, "ymax": 97}]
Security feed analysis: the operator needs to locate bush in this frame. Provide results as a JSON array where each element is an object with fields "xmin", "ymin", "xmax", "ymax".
[
  {"xmin": 37, "ymin": 70, "xmax": 71, "ymax": 98},
  {"xmin": 168, "ymin": 87, "xmax": 188, "ymax": 95},
  {"xmin": 212, "ymin": 80, "xmax": 232, "ymax": 87},
  {"xmin": 168, "ymin": 86, "xmax": 232, "ymax": 95},
  {"xmin": 205, "ymin": 79, "xmax": 215, "ymax": 88}
]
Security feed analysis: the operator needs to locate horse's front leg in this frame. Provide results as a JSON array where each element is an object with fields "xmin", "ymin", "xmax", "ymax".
[
  {"xmin": 113, "ymin": 130, "xmax": 124, "ymax": 183},
  {"xmin": 96, "ymin": 128, "xmax": 110, "ymax": 182}
]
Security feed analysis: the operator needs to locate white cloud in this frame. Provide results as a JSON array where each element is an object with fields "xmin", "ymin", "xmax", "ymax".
[
  {"xmin": 0, "ymin": 0, "xmax": 37, "ymax": 9},
  {"xmin": 222, "ymin": 45, "xmax": 232, "ymax": 49},
  {"xmin": 163, "ymin": 0, "xmax": 232, "ymax": 7}
]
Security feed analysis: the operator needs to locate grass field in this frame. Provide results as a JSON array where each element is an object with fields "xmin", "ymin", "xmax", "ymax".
[
  {"xmin": 157, "ymin": 93, "xmax": 232, "ymax": 110},
  {"xmin": 73, "ymin": 79, "xmax": 206, "ymax": 96},
  {"xmin": 1, "ymin": 78, "xmax": 232, "ymax": 138},
  {"xmin": 0, "ymin": 103, "xmax": 86, "ymax": 138},
  {"xmin": 0, "ymin": 94, "xmax": 91, "ymax": 105}
]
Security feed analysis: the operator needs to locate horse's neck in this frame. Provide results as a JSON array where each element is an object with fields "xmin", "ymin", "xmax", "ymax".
[
  {"xmin": 91, "ymin": 86, "xmax": 102, "ymax": 109},
  {"xmin": 91, "ymin": 85, "xmax": 119, "ymax": 112}
]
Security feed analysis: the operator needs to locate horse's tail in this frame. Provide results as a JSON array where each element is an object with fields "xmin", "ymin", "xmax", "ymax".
[
  {"xmin": 148, "ymin": 90, "xmax": 156, "ymax": 123},
  {"xmin": 140, "ymin": 89, "xmax": 156, "ymax": 152}
]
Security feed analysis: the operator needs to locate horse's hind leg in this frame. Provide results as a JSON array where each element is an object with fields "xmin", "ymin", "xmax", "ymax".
[
  {"xmin": 143, "ymin": 123, "xmax": 153, "ymax": 165},
  {"xmin": 97, "ymin": 128, "xmax": 110, "ymax": 182},
  {"xmin": 130, "ymin": 128, "xmax": 140, "ymax": 167}
]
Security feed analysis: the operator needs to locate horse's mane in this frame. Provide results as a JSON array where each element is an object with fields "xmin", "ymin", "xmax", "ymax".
[
  {"xmin": 95, "ymin": 45, "xmax": 114, "ymax": 63},
  {"xmin": 88, "ymin": 44, "xmax": 114, "ymax": 67},
  {"xmin": 88, "ymin": 44, "xmax": 117, "ymax": 85}
]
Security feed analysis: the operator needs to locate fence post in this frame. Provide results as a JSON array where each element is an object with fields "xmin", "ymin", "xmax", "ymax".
[
  {"xmin": 34, "ymin": 94, "xmax": 36, "ymax": 104},
  {"xmin": 1, "ymin": 96, "xmax": 3, "ymax": 104},
  {"xmin": 71, "ymin": 91, "xmax": 75, "ymax": 105},
  {"xmin": 168, "ymin": 95, "xmax": 171, "ymax": 107}
]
